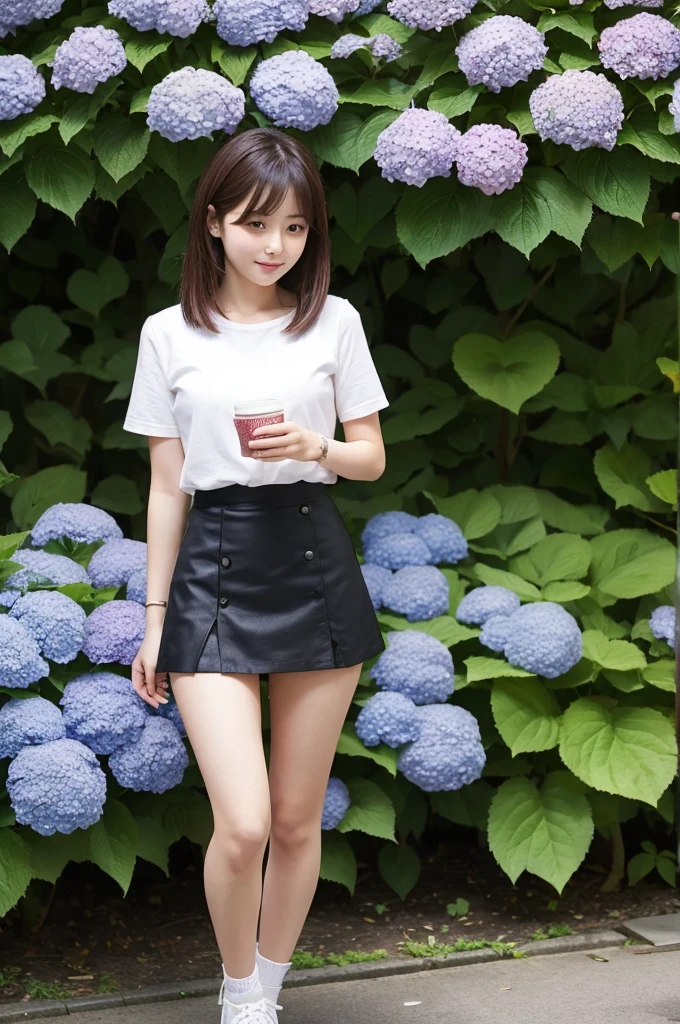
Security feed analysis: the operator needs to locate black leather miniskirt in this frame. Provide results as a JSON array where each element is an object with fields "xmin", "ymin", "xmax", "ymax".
[{"xmin": 154, "ymin": 480, "xmax": 386, "ymax": 675}]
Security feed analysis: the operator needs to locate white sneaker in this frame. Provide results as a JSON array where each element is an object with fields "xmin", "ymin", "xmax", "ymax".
[{"xmin": 219, "ymin": 995, "xmax": 283, "ymax": 1024}]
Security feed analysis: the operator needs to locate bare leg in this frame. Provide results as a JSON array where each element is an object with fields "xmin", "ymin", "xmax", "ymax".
[
  {"xmin": 258, "ymin": 662, "xmax": 363, "ymax": 962},
  {"xmin": 170, "ymin": 670, "xmax": 271, "ymax": 979}
]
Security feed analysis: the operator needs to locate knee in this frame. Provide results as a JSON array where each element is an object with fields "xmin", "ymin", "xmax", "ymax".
[
  {"xmin": 269, "ymin": 806, "xmax": 320, "ymax": 853},
  {"xmin": 212, "ymin": 818, "xmax": 271, "ymax": 871}
]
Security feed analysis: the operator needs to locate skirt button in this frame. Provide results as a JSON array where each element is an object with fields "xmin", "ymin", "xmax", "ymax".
[
  {"xmin": 299, "ymin": 505, "xmax": 309, "ymax": 515},
  {"xmin": 303, "ymin": 550, "xmax": 314, "ymax": 560},
  {"xmin": 221, "ymin": 556, "xmax": 231, "ymax": 568},
  {"xmin": 220, "ymin": 597, "xmax": 229, "ymax": 607}
]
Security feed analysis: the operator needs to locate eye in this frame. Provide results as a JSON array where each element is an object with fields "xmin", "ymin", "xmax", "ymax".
[
  {"xmin": 248, "ymin": 220, "xmax": 264, "ymax": 228},
  {"xmin": 289, "ymin": 224, "xmax": 306, "ymax": 233}
]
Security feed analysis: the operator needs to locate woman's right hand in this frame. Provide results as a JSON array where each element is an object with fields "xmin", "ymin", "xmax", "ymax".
[{"xmin": 132, "ymin": 630, "xmax": 170, "ymax": 708}]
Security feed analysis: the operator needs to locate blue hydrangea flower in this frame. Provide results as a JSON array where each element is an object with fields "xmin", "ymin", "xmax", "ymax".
[
  {"xmin": 412, "ymin": 513, "xmax": 468, "ymax": 564},
  {"xmin": 649, "ymin": 605, "xmax": 675, "ymax": 649},
  {"xmin": 82, "ymin": 600, "xmax": 146, "ymax": 665},
  {"xmin": 364, "ymin": 533, "xmax": 433, "ymax": 569},
  {"xmin": 604, "ymin": 0, "xmax": 663, "ymax": 7},
  {"xmin": 381, "ymin": 565, "xmax": 449, "ymax": 622},
  {"xmin": 362, "ymin": 511, "xmax": 419, "ymax": 549},
  {"xmin": 456, "ymin": 16, "xmax": 547, "ymax": 93},
  {"xmin": 598, "ymin": 13, "xmax": 680, "ymax": 80},
  {"xmin": 397, "ymin": 704, "xmax": 486, "ymax": 791},
  {"xmin": 353, "ymin": 0, "xmax": 383, "ymax": 12},
  {"xmin": 455, "ymin": 585, "xmax": 520, "ymax": 625},
  {"xmin": 0, "ymin": 55, "xmax": 46, "ymax": 120},
  {"xmin": 670, "ymin": 80, "xmax": 680, "ymax": 131},
  {"xmin": 321, "ymin": 776, "xmax": 351, "ymax": 829},
  {"xmin": 8, "ymin": 590, "xmax": 86, "ymax": 664},
  {"xmin": 370, "ymin": 629, "xmax": 454, "ymax": 704},
  {"xmin": 360, "ymin": 562, "xmax": 393, "ymax": 611},
  {"xmin": 0, "ymin": 590, "xmax": 20, "ymax": 609},
  {"xmin": 7, "ymin": 738, "xmax": 107, "ymax": 835},
  {"xmin": 456, "ymin": 123, "xmax": 528, "ymax": 196},
  {"xmin": 88, "ymin": 538, "xmax": 147, "ymax": 589},
  {"xmin": 250, "ymin": 50, "xmax": 339, "ymax": 131},
  {"xmin": 310, "ymin": 0, "xmax": 360, "ymax": 22},
  {"xmin": 0, "ymin": 616, "xmax": 50, "ymax": 689},
  {"xmin": 4, "ymin": 549, "xmax": 90, "ymax": 593},
  {"xmin": 355, "ymin": 691, "xmax": 420, "ymax": 747},
  {"xmin": 0, "ymin": 696, "xmax": 66, "ymax": 759},
  {"xmin": 31, "ymin": 503, "xmax": 123, "ymax": 546},
  {"xmin": 153, "ymin": 697, "xmax": 187, "ymax": 737},
  {"xmin": 479, "ymin": 613, "xmax": 513, "ymax": 652},
  {"xmin": 529, "ymin": 69, "xmax": 624, "ymax": 151},
  {"xmin": 0, "ymin": 0, "xmax": 65, "ymax": 37},
  {"xmin": 49, "ymin": 25, "xmax": 127, "ymax": 94},
  {"xmin": 59, "ymin": 671, "xmax": 149, "ymax": 754},
  {"xmin": 126, "ymin": 566, "xmax": 147, "ymax": 605},
  {"xmin": 387, "ymin": 0, "xmax": 477, "ymax": 31},
  {"xmin": 371, "ymin": 34, "xmax": 403, "ymax": 61},
  {"xmin": 213, "ymin": 0, "xmax": 308, "ymax": 45},
  {"xmin": 491, "ymin": 602, "xmax": 583, "ymax": 678},
  {"xmin": 108, "ymin": 717, "xmax": 189, "ymax": 793},
  {"xmin": 330, "ymin": 32, "xmax": 373, "ymax": 58},
  {"xmin": 146, "ymin": 66, "xmax": 246, "ymax": 142},
  {"xmin": 108, "ymin": 0, "xmax": 212, "ymax": 35},
  {"xmin": 374, "ymin": 107, "xmax": 461, "ymax": 187}
]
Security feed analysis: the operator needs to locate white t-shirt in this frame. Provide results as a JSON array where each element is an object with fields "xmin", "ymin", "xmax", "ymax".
[{"xmin": 123, "ymin": 294, "xmax": 390, "ymax": 496}]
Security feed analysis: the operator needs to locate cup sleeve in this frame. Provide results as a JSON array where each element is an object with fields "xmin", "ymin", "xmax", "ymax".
[
  {"xmin": 123, "ymin": 317, "xmax": 181, "ymax": 437},
  {"xmin": 334, "ymin": 301, "xmax": 390, "ymax": 424}
]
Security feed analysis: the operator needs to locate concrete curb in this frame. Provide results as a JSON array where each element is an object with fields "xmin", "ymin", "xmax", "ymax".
[{"xmin": 0, "ymin": 928, "xmax": 634, "ymax": 1021}]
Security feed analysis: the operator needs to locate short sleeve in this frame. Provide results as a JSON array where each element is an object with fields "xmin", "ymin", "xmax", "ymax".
[
  {"xmin": 123, "ymin": 317, "xmax": 181, "ymax": 437},
  {"xmin": 334, "ymin": 301, "xmax": 390, "ymax": 423}
]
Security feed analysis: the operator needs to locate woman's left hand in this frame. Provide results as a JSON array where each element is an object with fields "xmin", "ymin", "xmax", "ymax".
[{"xmin": 248, "ymin": 421, "xmax": 322, "ymax": 463}]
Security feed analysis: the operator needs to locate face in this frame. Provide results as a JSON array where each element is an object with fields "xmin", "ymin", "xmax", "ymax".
[{"xmin": 206, "ymin": 187, "xmax": 309, "ymax": 286}]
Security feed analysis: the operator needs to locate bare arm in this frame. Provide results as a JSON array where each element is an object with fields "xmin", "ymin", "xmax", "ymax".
[
  {"xmin": 145, "ymin": 436, "xmax": 191, "ymax": 633},
  {"xmin": 322, "ymin": 411, "xmax": 386, "ymax": 482}
]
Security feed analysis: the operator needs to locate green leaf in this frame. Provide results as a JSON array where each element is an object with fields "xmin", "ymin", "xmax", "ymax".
[
  {"xmin": 377, "ymin": 842, "xmax": 421, "ymax": 899},
  {"xmin": 320, "ymin": 831, "xmax": 357, "ymax": 895},
  {"xmin": 429, "ymin": 779, "xmax": 495, "ymax": 830},
  {"xmin": 593, "ymin": 443, "xmax": 668, "ymax": 513},
  {"xmin": 491, "ymin": 677, "xmax": 562, "ymax": 755},
  {"xmin": 474, "ymin": 564, "xmax": 542, "ymax": 601},
  {"xmin": 466, "ymin": 657, "xmax": 536, "ymax": 683},
  {"xmin": 91, "ymin": 474, "xmax": 144, "ymax": 516},
  {"xmin": 125, "ymin": 38, "xmax": 172, "ymax": 72},
  {"xmin": 396, "ymin": 177, "xmax": 492, "ymax": 268},
  {"xmin": 24, "ymin": 400, "xmax": 93, "ymax": 457},
  {"xmin": 88, "ymin": 800, "xmax": 138, "ymax": 896},
  {"xmin": 427, "ymin": 78, "xmax": 484, "ymax": 119},
  {"xmin": 0, "ymin": 113, "xmax": 59, "ymax": 159},
  {"xmin": 562, "ymin": 148, "xmax": 649, "ymax": 224},
  {"xmin": 0, "ymin": 170, "xmax": 37, "ymax": 252},
  {"xmin": 59, "ymin": 78, "xmax": 122, "ymax": 145},
  {"xmin": 619, "ymin": 106, "xmax": 680, "ymax": 164},
  {"xmin": 66, "ymin": 256, "xmax": 129, "ymax": 318},
  {"xmin": 452, "ymin": 330, "xmax": 560, "ymax": 414},
  {"xmin": 25, "ymin": 144, "xmax": 95, "ymax": 222},
  {"xmin": 559, "ymin": 698, "xmax": 677, "ymax": 805},
  {"xmin": 541, "ymin": 581, "xmax": 591, "ymax": 602},
  {"xmin": 92, "ymin": 114, "xmax": 150, "ymax": 183},
  {"xmin": 134, "ymin": 816, "xmax": 169, "ymax": 876},
  {"xmin": 487, "ymin": 772, "xmax": 594, "ymax": 893},
  {"xmin": 641, "ymin": 660, "xmax": 675, "ymax": 693},
  {"xmin": 211, "ymin": 41, "xmax": 258, "ymax": 85},
  {"xmin": 337, "ymin": 721, "xmax": 398, "ymax": 775},
  {"xmin": 339, "ymin": 77, "xmax": 417, "ymax": 109},
  {"xmin": 429, "ymin": 488, "xmax": 502, "ymax": 540},
  {"xmin": 336, "ymin": 778, "xmax": 396, "ymax": 841},
  {"xmin": 589, "ymin": 529, "xmax": 676, "ymax": 599},
  {"xmin": 301, "ymin": 108, "xmax": 399, "ymax": 173},
  {"xmin": 536, "ymin": 10, "xmax": 597, "ymax": 44},
  {"xmin": 491, "ymin": 172, "xmax": 553, "ymax": 257},
  {"xmin": 0, "ymin": 829, "xmax": 32, "ymax": 917},
  {"xmin": 11, "ymin": 466, "xmax": 87, "ymax": 531},
  {"xmin": 586, "ymin": 215, "xmax": 658, "ymax": 273},
  {"xmin": 646, "ymin": 469, "xmax": 677, "ymax": 509},
  {"xmin": 509, "ymin": 533, "xmax": 591, "ymax": 586},
  {"xmin": 581, "ymin": 630, "xmax": 646, "ymax": 671}
]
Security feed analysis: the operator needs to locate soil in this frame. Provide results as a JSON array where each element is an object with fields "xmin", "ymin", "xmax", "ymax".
[{"xmin": 1, "ymin": 828, "xmax": 678, "ymax": 1006}]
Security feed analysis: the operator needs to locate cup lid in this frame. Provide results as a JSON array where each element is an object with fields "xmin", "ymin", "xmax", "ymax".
[{"xmin": 234, "ymin": 398, "xmax": 283, "ymax": 414}]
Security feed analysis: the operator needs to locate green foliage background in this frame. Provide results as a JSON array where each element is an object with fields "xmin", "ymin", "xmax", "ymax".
[{"xmin": 0, "ymin": 0, "xmax": 679, "ymax": 918}]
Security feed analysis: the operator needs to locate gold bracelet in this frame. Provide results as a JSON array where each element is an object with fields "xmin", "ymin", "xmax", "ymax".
[
  {"xmin": 145, "ymin": 600, "xmax": 168, "ymax": 608},
  {"xmin": 317, "ymin": 435, "xmax": 329, "ymax": 461}
]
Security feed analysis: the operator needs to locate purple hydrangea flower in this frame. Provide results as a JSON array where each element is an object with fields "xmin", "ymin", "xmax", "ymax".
[
  {"xmin": 82, "ymin": 600, "xmax": 146, "ymax": 665},
  {"xmin": 381, "ymin": 565, "xmax": 450, "ymax": 622},
  {"xmin": 598, "ymin": 13, "xmax": 680, "ymax": 80},
  {"xmin": 374, "ymin": 107, "xmax": 461, "ymax": 187},
  {"xmin": 31, "ymin": 503, "xmax": 123, "ymax": 546},
  {"xmin": 353, "ymin": 0, "xmax": 383, "ymax": 12},
  {"xmin": 371, "ymin": 33, "xmax": 403, "ymax": 61},
  {"xmin": 360, "ymin": 562, "xmax": 393, "ymax": 611},
  {"xmin": 362, "ymin": 511, "xmax": 420, "ymax": 549},
  {"xmin": 0, "ymin": 590, "xmax": 20, "ymax": 609},
  {"xmin": 310, "ymin": 0, "xmax": 360, "ymax": 22},
  {"xmin": 0, "ymin": 696, "xmax": 66, "ymax": 760},
  {"xmin": 455, "ymin": 585, "xmax": 520, "ymax": 625},
  {"xmin": 7, "ymin": 738, "xmax": 107, "ymax": 835},
  {"xmin": 107, "ymin": 0, "xmax": 158, "ymax": 30},
  {"xmin": 213, "ymin": 0, "xmax": 308, "ymax": 44},
  {"xmin": 670, "ymin": 80, "xmax": 680, "ymax": 132},
  {"xmin": 456, "ymin": 15, "xmax": 548, "ymax": 93},
  {"xmin": 109, "ymin": 717, "xmax": 189, "ymax": 793},
  {"xmin": 371, "ymin": 629, "xmax": 454, "ymax": 704},
  {"xmin": 649, "ymin": 605, "xmax": 675, "ymax": 649},
  {"xmin": 321, "ymin": 776, "xmax": 351, "ymax": 829},
  {"xmin": 355, "ymin": 691, "xmax": 420, "ymax": 747},
  {"xmin": 250, "ymin": 50, "xmax": 339, "ymax": 130},
  {"xmin": 0, "ymin": 616, "xmax": 50, "ymax": 689},
  {"xmin": 4, "ymin": 549, "xmax": 90, "ymax": 593},
  {"xmin": 49, "ymin": 25, "xmax": 126, "ymax": 94},
  {"xmin": 330, "ymin": 32, "xmax": 373, "ymax": 58},
  {"xmin": 146, "ymin": 66, "xmax": 246, "ymax": 142},
  {"xmin": 59, "ymin": 672, "xmax": 149, "ymax": 754},
  {"xmin": 88, "ymin": 538, "xmax": 147, "ymax": 589},
  {"xmin": 126, "ymin": 565, "xmax": 147, "ymax": 605},
  {"xmin": 0, "ymin": 0, "xmax": 65, "ymax": 37},
  {"xmin": 456, "ymin": 123, "xmax": 528, "ymax": 195},
  {"xmin": 604, "ymin": 0, "xmax": 663, "ymax": 7},
  {"xmin": 8, "ymin": 590, "xmax": 86, "ymax": 664},
  {"xmin": 387, "ymin": 0, "xmax": 477, "ymax": 31},
  {"xmin": 412, "ymin": 513, "xmax": 468, "ymax": 564},
  {"xmin": 108, "ymin": 0, "xmax": 212, "ymax": 36},
  {"xmin": 529, "ymin": 69, "xmax": 624, "ymax": 151},
  {"xmin": 397, "ymin": 704, "xmax": 486, "ymax": 791},
  {"xmin": 0, "ymin": 55, "xmax": 46, "ymax": 120}
]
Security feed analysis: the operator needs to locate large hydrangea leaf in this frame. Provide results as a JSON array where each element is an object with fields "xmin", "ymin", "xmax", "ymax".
[
  {"xmin": 334, "ymin": 778, "xmax": 396, "ymax": 841},
  {"xmin": 588, "ymin": 528, "xmax": 676, "ymax": 598},
  {"xmin": 491, "ymin": 678, "xmax": 562, "ymax": 755},
  {"xmin": 88, "ymin": 799, "xmax": 137, "ymax": 895},
  {"xmin": 452, "ymin": 330, "xmax": 560, "ymax": 415},
  {"xmin": 0, "ymin": 829, "xmax": 32, "ymax": 917}
]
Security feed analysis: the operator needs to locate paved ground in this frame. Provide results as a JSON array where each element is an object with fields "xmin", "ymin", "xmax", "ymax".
[{"xmin": 21, "ymin": 945, "xmax": 680, "ymax": 1024}]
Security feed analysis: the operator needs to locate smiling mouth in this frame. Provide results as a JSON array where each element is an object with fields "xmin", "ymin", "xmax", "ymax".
[{"xmin": 257, "ymin": 261, "xmax": 283, "ymax": 266}]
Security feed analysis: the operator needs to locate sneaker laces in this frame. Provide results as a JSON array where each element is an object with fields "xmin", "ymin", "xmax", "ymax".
[{"xmin": 220, "ymin": 998, "xmax": 283, "ymax": 1023}]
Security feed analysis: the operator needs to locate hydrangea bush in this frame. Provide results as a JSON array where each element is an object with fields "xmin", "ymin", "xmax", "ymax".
[{"xmin": 0, "ymin": 0, "xmax": 678, "ymax": 914}]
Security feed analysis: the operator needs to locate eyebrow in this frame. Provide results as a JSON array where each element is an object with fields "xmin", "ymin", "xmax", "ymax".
[{"xmin": 250, "ymin": 211, "xmax": 306, "ymax": 219}]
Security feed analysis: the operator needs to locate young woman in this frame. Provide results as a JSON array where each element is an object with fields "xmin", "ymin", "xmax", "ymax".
[{"xmin": 123, "ymin": 127, "xmax": 390, "ymax": 1024}]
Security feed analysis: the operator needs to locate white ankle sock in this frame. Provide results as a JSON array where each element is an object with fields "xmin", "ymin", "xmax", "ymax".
[
  {"xmin": 255, "ymin": 943, "xmax": 293, "ymax": 1005},
  {"xmin": 222, "ymin": 963, "xmax": 263, "ymax": 1005}
]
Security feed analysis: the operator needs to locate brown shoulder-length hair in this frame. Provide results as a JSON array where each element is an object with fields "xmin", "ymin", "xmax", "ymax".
[{"xmin": 180, "ymin": 127, "xmax": 330, "ymax": 336}]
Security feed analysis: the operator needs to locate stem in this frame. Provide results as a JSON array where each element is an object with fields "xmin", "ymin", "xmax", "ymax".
[
  {"xmin": 503, "ymin": 263, "xmax": 556, "ymax": 338},
  {"xmin": 600, "ymin": 822, "xmax": 625, "ymax": 893},
  {"xmin": 615, "ymin": 263, "xmax": 633, "ymax": 324}
]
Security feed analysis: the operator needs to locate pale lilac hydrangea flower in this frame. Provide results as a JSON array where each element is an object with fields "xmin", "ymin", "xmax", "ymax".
[
  {"xmin": 374, "ymin": 107, "xmax": 461, "ymax": 187},
  {"xmin": 250, "ymin": 50, "xmax": 339, "ymax": 130},
  {"xmin": 649, "ymin": 605, "xmax": 675, "ymax": 648},
  {"xmin": 9, "ymin": 591, "xmax": 87, "ymax": 664},
  {"xmin": 82, "ymin": 600, "xmax": 146, "ymax": 665},
  {"xmin": 456, "ymin": 16, "xmax": 547, "ymax": 93},
  {"xmin": 59, "ymin": 672, "xmax": 149, "ymax": 754},
  {"xmin": 87, "ymin": 538, "xmax": 147, "ymax": 589},
  {"xmin": 0, "ymin": 697, "xmax": 66, "ymax": 760},
  {"xmin": 0, "ymin": 616, "xmax": 50, "ymax": 689},
  {"xmin": 387, "ymin": 0, "xmax": 477, "ymax": 31},
  {"xmin": 321, "ymin": 776, "xmax": 351, "ymax": 829},
  {"xmin": 108, "ymin": 0, "xmax": 212, "ymax": 36},
  {"xmin": 381, "ymin": 565, "xmax": 450, "ymax": 622},
  {"xmin": 3, "ymin": 549, "xmax": 89, "ymax": 593},
  {"xmin": 353, "ymin": 0, "xmax": 383, "ymax": 12},
  {"xmin": 310, "ymin": 0, "xmax": 360, "ymax": 21},
  {"xmin": 371, "ymin": 629, "xmax": 455, "ymax": 704},
  {"xmin": 529, "ymin": 69, "xmax": 624, "ymax": 151},
  {"xmin": 213, "ymin": 0, "xmax": 308, "ymax": 45},
  {"xmin": 0, "ymin": 0, "xmax": 64, "ymax": 37},
  {"xmin": 31, "ymin": 503, "xmax": 123, "ymax": 546},
  {"xmin": 126, "ymin": 565, "xmax": 147, "ymax": 605},
  {"xmin": 604, "ymin": 0, "xmax": 663, "ymax": 8},
  {"xmin": 331, "ymin": 32, "xmax": 372, "ymax": 58},
  {"xmin": 49, "ymin": 26, "xmax": 127, "ymax": 94},
  {"xmin": 109, "ymin": 718, "xmax": 189, "ymax": 793},
  {"xmin": 597, "ymin": 13, "xmax": 680, "ymax": 80},
  {"xmin": 670, "ymin": 80, "xmax": 680, "ymax": 132},
  {"xmin": 0, "ymin": 55, "xmax": 45, "ymax": 120},
  {"xmin": 455, "ymin": 123, "xmax": 528, "ymax": 195},
  {"xmin": 146, "ymin": 67, "xmax": 246, "ymax": 141},
  {"xmin": 371, "ymin": 33, "xmax": 403, "ymax": 61}
]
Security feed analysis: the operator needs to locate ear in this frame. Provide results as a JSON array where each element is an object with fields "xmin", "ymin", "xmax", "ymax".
[{"xmin": 206, "ymin": 204, "xmax": 219, "ymax": 236}]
